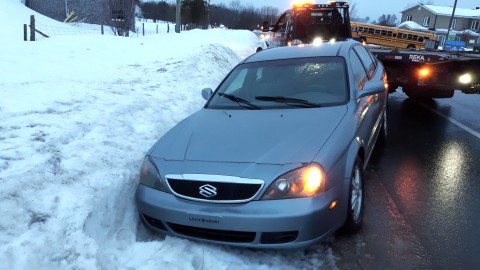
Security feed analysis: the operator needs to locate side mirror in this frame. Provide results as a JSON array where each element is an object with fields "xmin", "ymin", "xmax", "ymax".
[
  {"xmin": 201, "ymin": 88, "xmax": 213, "ymax": 100},
  {"xmin": 357, "ymin": 81, "xmax": 386, "ymax": 99}
]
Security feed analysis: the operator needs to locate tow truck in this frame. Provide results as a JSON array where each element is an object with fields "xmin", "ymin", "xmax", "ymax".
[{"xmin": 256, "ymin": 1, "xmax": 480, "ymax": 99}]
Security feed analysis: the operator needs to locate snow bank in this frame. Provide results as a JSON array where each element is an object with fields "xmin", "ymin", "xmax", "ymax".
[{"xmin": 0, "ymin": 1, "xmax": 337, "ymax": 269}]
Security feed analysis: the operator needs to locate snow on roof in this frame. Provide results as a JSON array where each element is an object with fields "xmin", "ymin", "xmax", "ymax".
[
  {"xmin": 398, "ymin": 21, "xmax": 428, "ymax": 31},
  {"xmin": 421, "ymin": 5, "xmax": 480, "ymax": 18}
]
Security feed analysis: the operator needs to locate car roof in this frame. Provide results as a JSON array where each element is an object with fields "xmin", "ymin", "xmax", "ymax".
[{"xmin": 244, "ymin": 40, "xmax": 359, "ymax": 63}]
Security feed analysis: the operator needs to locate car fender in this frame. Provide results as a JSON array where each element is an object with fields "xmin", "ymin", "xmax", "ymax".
[{"xmin": 341, "ymin": 137, "xmax": 364, "ymax": 203}]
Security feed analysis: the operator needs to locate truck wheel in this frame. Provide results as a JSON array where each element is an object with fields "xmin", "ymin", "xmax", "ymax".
[
  {"xmin": 407, "ymin": 44, "xmax": 416, "ymax": 49},
  {"xmin": 342, "ymin": 156, "xmax": 364, "ymax": 233},
  {"xmin": 359, "ymin": 37, "xmax": 366, "ymax": 44}
]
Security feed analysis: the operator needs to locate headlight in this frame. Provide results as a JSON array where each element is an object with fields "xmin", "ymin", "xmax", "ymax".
[
  {"xmin": 312, "ymin": 37, "xmax": 323, "ymax": 46},
  {"xmin": 262, "ymin": 163, "xmax": 325, "ymax": 200},
  {"xmin": 459, "ymin": 73, "xmax": 472, "ymax": 84},
  {"xmin": 139, "ymin": 156, "xmax": 170, "ymax": 193}
]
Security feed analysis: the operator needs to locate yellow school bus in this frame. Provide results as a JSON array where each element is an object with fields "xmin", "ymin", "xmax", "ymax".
[{"xmin": 350, "ymin": 21, "xmax": 437, "ymax": 49}]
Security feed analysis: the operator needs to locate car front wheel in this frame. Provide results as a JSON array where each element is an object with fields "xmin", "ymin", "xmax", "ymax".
[{"xmin": 342, "ymin": 156, "xmax": 364, "ymax": 233}]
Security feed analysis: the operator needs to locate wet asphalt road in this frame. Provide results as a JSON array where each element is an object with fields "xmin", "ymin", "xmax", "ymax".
[{"xmin": 332, "ymin": 91, "xmax": 480, "ymax": 270}]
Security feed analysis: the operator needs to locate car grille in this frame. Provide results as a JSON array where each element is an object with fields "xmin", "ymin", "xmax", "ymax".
[
  {"xmin": 168, "ymin": 223, "xmax": 256, "ymax": 243},
  {"xmin": 143, "ymin": 216, "xmax": 299, "ymax": 245},
  {"xmin": 166, "ymin": 176, "xmax": 264, "ymax": 203}
]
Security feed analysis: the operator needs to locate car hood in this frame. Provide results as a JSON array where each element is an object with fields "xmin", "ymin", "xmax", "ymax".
[{"xmin": 150, "ymin": 106, "xmax": 348, "ymax": 164}]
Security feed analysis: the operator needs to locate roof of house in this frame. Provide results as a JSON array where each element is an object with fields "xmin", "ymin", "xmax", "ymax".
[
  {"xmin": 402, "ymin": 4, "xmax": 480, "ymax": 18},
  {"xmin": 398, "ymin": 21, "xmax": 428, "ymax": 31}
]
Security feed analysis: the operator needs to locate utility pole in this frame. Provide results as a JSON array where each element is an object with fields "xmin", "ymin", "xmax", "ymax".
[
  {"xmin": 64, "ymin": 0, "xmax": 69, "ymax": 17},
  {"xmin": 175, "ymin": 0, "xmax": 181, "ymax": 33},
  {"xmin": 445, "ymin": 0, "xmax": 458, "ymax": 45},
  {"xmin": 207, "ymin": 0, "xmax": 211, "ymax": 29}
]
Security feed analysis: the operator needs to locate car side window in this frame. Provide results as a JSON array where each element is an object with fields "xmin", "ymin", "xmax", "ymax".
[
  {"xmin": 276, "ymin": 13, "xmax": 288, "ymax": 31},
  {"xmin": 350, "ymin": 50, "xmax": 368, "ymax": 89},
  {"xmin": 353, "ymin": 46, "xmax": 376, "ymax": 78}
]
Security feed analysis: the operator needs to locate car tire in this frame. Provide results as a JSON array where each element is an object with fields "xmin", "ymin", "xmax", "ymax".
[{"xmin": 342, "ymin": 156, "xmax": 364, "ymax": 233}]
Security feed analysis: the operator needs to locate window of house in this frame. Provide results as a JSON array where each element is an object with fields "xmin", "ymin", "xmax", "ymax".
[
  {"xmin": 406, "ymin": 15, "xmax": 413, "ymax": 21},
  {"xmin": 437, "ymin": 35, "xmax": 446, "ymax": 46},
  {"xmin": 423, "ymin": 16, "xmax": 430, "ymax": 27},
  {"xmin": 471, "ymin": 21, "xmax": 479, "ymax": 31},
  {"xmin": 451, "ymin": 19, "xmax": 457, "ymax": 29},
  {"xmin": 112, "ymin": 10, "xmax": 125, "ymax": 21}
]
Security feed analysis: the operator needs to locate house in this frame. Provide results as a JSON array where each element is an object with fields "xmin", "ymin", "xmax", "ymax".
[
  {"xmin": 400, "ymin": 4, "xmax": 480, "ymax": 47},
  {"xmin": 25, "ymin": 0, "xmax": 137, "ymax": 31}
]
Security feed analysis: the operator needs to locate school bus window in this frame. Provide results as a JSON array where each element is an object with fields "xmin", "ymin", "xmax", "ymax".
[{"xmin": 387, "ymin": 31, "xmax": 392, "ymax": 37}]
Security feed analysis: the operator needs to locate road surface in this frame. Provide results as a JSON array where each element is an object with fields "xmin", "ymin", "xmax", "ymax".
[{"xmin": 332, "ymin": 91, "xmax": 480, "ymax": 269}]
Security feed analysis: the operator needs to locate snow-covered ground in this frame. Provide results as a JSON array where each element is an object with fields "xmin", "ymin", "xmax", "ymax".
[{"xmin": 0, "ymin": 1, "xmax": 337, "ymax": 269}]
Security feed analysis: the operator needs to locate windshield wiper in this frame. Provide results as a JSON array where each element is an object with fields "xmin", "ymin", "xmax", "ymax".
[
  {"xmin": 255, "ymin": 96, "xmax": 321, "ymax": 108},
  {"xmin": 218, "ymin": 93, "xmax": 261, "ymax": 110}
]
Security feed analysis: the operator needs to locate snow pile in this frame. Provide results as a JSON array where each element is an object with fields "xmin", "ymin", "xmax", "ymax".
[
  {"xmin": 397, "ymin": 21, "xmax": 428, "ymax": 31},
  {"xmin": 0, "ymin": 1, "xmax": 337, "ymax": 269}
]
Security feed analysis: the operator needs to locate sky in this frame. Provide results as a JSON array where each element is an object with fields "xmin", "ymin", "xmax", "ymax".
[
  {"xmin": 209, "ymin": 0, "xmax": 480, "ymax": 21},
  {"xmin": 1, "ymin": 0, "xmax": 339, "ymax": 269}
]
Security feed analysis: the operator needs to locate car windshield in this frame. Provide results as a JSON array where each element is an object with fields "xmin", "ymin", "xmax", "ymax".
[{"xmin": 206, "ymin": 57, "xmax": 348, "ymax": 110}]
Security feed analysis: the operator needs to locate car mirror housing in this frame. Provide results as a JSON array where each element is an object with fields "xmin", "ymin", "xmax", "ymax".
[
  {"xmin": 201, "ymin": 88, "xmax": 213, "ymax": 100},
  {"xmin": 357, "ymin": 81, "xmax": 386, "ymax": 99}
]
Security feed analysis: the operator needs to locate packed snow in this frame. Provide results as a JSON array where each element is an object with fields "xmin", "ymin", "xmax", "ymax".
[{"xmin": 0, "ymin": 1, "xmax": 337, "ymax": 269}]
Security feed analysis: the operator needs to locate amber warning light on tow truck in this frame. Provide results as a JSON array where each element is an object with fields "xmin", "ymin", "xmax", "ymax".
[
  {"xmin": 292, "ymin": 0, "xmax": 314, "ymax": 7},
  {"xmin": 419, "ymin": 67, "xmax": 431, "ymax": 77}
]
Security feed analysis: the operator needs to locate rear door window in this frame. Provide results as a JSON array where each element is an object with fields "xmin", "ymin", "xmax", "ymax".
[
  {"xmin": 353, "ymin": 46, "xmax": 376, "ymax": 78},
  {"xmin": 350, "ymin": 50, "xmax": 368, "ymax": 89}
]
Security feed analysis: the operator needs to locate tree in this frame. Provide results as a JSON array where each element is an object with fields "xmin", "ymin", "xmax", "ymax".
[
  {"xmin": 235, "ymin": 4, "xmax": 262, "ymax": 30},
  {"xmin": 139, "ymin": 1, "xmax": 175, "ymax": 22},
  {"xmin": 349, "ymin": 2, "xmax": 359, "ymax": 21},
  {"xmin": 228, "ymin": 0, "xmax": 242, "ymax": 13},
  {"xmin": 258, "ymin": 6, "xmax": 279, "ymax": 25},
  {"xmin": 105, "ymin": 0, "xmax": 136, "ymax": 36},
  {"xmin": 375, "ymin": 14, "xmax": 398, "ymax": 27},
  {"xmin": 182, "ymin": 0, "xmax": 207, "ymax": 27}
]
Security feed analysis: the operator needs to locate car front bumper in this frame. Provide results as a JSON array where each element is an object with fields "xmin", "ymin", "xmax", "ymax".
[{"xmin": 136, "ymin": 184, "xmax": 346, "ymax": 249}]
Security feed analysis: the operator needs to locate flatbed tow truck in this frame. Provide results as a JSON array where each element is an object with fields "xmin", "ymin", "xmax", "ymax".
[{"xmin": 256, "ymin": 1, "xmax": 480, "ymax": 99}]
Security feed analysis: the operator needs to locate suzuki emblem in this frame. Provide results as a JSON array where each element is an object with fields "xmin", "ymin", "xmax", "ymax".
[{"xmin": 199, "ymin": 184, "xmax": 217, "ymax": 198}]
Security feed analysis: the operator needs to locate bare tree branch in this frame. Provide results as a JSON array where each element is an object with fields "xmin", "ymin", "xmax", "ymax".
[{"xmin": 105, "ymin": 0, "xmax": 136, "ymax": 37}]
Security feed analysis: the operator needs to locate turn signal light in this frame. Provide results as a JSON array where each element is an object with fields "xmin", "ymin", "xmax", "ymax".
[
  {"xmin": 419, "ymin": 67, "xmax": 430, "ymax": 77},
  {"xmin": 329, "ymin": 200, "xmax": 338, "ymax": 210}
]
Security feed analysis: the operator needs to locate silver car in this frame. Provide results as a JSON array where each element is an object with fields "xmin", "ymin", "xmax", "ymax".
[{"xmin": 136, "ymin": 40, "xmax": 388, "ymax": 248}]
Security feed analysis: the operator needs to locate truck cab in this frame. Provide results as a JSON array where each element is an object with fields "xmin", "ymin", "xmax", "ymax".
[{"xmin": 261, "ymin": 1, "xmax": 352, "ymax": 49}]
